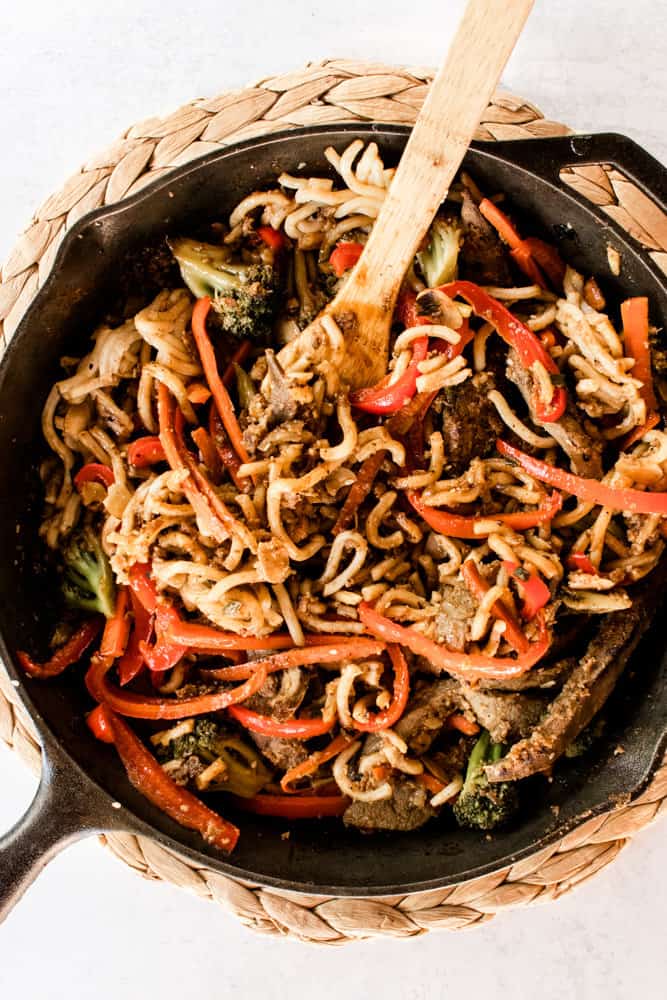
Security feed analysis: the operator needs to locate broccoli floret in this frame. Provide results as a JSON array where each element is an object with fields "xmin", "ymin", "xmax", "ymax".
[
  {"xmin": 169, "ymin": 237, "xmax": 277, "ymax": 339},
  {"xmin": 416, "ymin": 216, "xmax": 462, "ymax": 287},
  {"xmin": 156, "ymin": 717, "xmax": 271, "ymax": 797},
  {"xmin": 61, "ymin": 528, "xmax": 116, "ymax": 618},
  {"xmin": 452, "ymin": 730, "xmax": 519, "ymax": 831},
  {"xmin": 170, "ymin": 718, "xmax": 221, "ymax": 762}
]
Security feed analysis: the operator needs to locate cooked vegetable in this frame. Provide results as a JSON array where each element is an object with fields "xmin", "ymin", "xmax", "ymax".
[
  {"xmin": 407, "ymin": 488, "xmax": 562, "ymax": 538},
  {"xmin": 417, "ymin": 216, "xmax": 462, "ymax": 287},
  {"xmin": 31, "ymin": 138, "xmax": 667, "ymax": 850},
  {"xmin": 17, "ymin": 619, "xmax": 102, "ymax": 680},
  {"xmin": 169, "ymin": 236, "xmax": 277, "ymax": 339},
  {"xmin": 452, "ymin": 730, "xmax": 519, "ymax": 830},
  {"xmin": 155, "ymin": 718, "xmax": 271, "ymax": 798},
  {"xmin": 497, "ymin": 439, "xmax": 667, "ymax": 515},
  {"xmin": 350, "ymin": 336, "xmax": 429, "ymax": 413},
  {"xmin": 62, "ymin": 529, "xmax": 116, "ymax": 619},
  {"xmin": 105, "ymin": 706, "xmax": 240, "ymax": 851},
  {"xmin": 442, "ymin": 281, "xmax": 567, "ymax": 422}
]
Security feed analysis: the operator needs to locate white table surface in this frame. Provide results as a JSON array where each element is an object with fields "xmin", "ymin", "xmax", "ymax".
[{"xmin": 1, "ymin": 2, "xmax": 666, "ymax": 997}]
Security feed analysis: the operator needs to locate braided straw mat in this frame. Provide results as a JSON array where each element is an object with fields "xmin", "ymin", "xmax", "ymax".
[{"xmin": 2, "ymin": 59, "xmax": 667, "ymax": 943}]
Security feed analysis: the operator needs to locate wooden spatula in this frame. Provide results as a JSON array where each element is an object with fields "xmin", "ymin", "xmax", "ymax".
[{"xmin": 279, "ymin": 0, "xmax": 534, "ymax": 389}]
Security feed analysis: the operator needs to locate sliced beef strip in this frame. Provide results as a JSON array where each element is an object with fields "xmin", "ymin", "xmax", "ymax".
[
  {"xmin": 506, "ymin": 348, "xmax": 604, "ymax": 478},
  {"xmin": 264, "ymin": 349, "xmax": 298, "ymax": 423},
  {"xmin": 343, "ymin": 776, "xmax": 435, "ymax": 832},
  {"xmin": 485, "ymin": 565, "xmax": 666, "ymax": 782},
  {"xmin": 459, "ymin": 189, "xmax": 513, "ymax": 286},
  {"xmin": 246, "ymin": 667, "xmax": 308, "ymax": 721},
  {"xmin": 472, "ymin": 657, "xmax": 576, "ymax": 692},
  {"xmin": 250, "ymin": 733, "xmax": 309, "ymax": 771},
  {"xmin": 395, "ymin": 678, "xmax": 468, "ymax": 754},
  {"xmin": 245, "ymin": 667, "xmax": 311, "ymax": 771},
  {"xmin": 434, "ymin": 370, "xmax": 504, "ymax": 475},
  {"xmin": 433, "ymin": 579, "xmax": 478, "ymax": 653},
  {"xmin": 458, "ymin": 685, "xmax": 547, "ymax": 743}
]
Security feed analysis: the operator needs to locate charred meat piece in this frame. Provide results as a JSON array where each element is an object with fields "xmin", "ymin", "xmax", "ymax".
[
  {"xmin": 459, "ymin": 190, "xmax": 513, "ymax": 286},
  {"xmin": 506, "ymin": 348, "xmax": 604, "ymax": 478},
  {"xmin": 472, "ymin": 657, "xmax": 575, "ymax": 692},
  {"xmin": 343, "ymin": 776, "xmax": 435, "ymax": 832},
  {"xmin": 458, "ymin": 685, "xmax": 547, "ymax": 743},
  {"xmin": 250, "ymin": 733, "xmax": 308, "ymax": 771},
  {"xmin": 433, "ymin": 580, "xmax": 478, "ymax": 653},
  {"xmin": 434, "ymin": 371, "xmax": 504, "ymax": 475},
  {"xmin": 264, "ymin": 349, "xmax": 299, "ymax": 424},
  {"xmin": 486, "ymin": 566, "xmax": 666, "ymax": 782},
  {"xmin": 395, "ymin": 678, "xmax": 467, "ymax": 754},
  {"xmin": 246, "ymin": 667, "xmax": 308, "ymax": 721}
]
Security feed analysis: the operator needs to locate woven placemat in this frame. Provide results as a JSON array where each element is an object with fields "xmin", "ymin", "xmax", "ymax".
[{"xmin": 1, "ymin": 59, "xmax": 667, "ymax": 943}]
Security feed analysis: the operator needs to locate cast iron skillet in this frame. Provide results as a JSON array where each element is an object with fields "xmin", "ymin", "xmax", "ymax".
[{"xmin": 1, "ymin": 126, "xmax": 667, "ymax": 922}]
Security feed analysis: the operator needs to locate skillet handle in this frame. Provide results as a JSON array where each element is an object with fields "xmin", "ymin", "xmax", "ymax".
[
  {"xmin": 0, "ymin": 750, "xmax": 102, "ymax": 923},
  {"xmin": 486, "ymin": 133, "xmax": 667, "ymax": 210}
]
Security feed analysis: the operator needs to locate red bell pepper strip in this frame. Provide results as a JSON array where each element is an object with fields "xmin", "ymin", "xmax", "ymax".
[
  {"xmin": 478, "ymin": 201, "xmax": 565, "ymax": 289},
  {"xmin": 17, "ymin": 618, "xmax": 102, "ymax": 680},
  {"xmin": 351, "ymin": 644, "xmax": 410, "ymax": 733},
  {"xmin": 358, "ymin": 602, "xmax": 551, "ymax": 682},
  {"xmin": 190, "ymin": 297, "xmax": 250, "ymax": 463},
  {"xmin": 221, "ymin": 340, "xmax": 252, "ymax": 388},
  {"xmin": 622, "ymin": 297, "xmax": 657, "ymax": 412},
  {"xmin": 86, "ymin": 649, "xmax": 268, "ymax": 720},
  {"xmin": 232, "ymin": 793, "xmax": 349, "ymax": 819},
  {"xmin": 395, "ymin": 288, "xmax": 433, "ymax": 329},
  {"xmin": 461, "ymin": 560, "xmax": 529, "ymax": 653},
  {"xmin": 227, "ymin": 704, "xmax": 335, "ymax": 739},
  {"xmin": 520, "ymin": 238, "xmax": 566, "ymax": 289},
  {"xmin": 478, "ymin": 198, "xmax": 522, "ymax": 249},
  {"xmin": 126, "ymin": 563, "xmax": 187, "ymax": 674},
  {"xmin": 566, "ymin": 553, "xmax": 600, "ymax": 576},
  {"xmin": 280, "ymin": 734, "xmax": 355, "ymax": 793},
  {"xmin": 329, "ymin": 241, "xmax": 364, "ymax": 276},
  {"xmin": 139, "ymin": 621, "xmax": 187, "ymax": 674},
  {"xmin": 200, "ymin": 638, "xmax": 385, "ymax": 681},
  {"xmin": 510, "ymin": 244, "xmax": 546, "ymax": 287},
  {"xmin": 407, "ymin": 488, "xmax": 562, "ymax": 539},
  {"xmin": 127, "ymin": 436, "xmax": 166, "ymax": 468},
  {"xmin": 516, "ymin": 573, "xmax": 550, "ymax": 622},
  {"xmin": 117, "ymin": 590, "xmax": 153, "ymax": 686},
  {"xmin": 86, "ymin": 703, "xmax": 115, "ymax": 743},
  {"xmin": 74, "ymin": 463, "xmax": 114, "ymax": 490},
  {"xmin": 100, "ymin": 589, "xmax": 131, "ymax": 660},
  {"xmin": 442, "ymin": 281, "xmax": 567, "ymax": 422},
  {"xmin": 350, "ymin": 337, "xmax": 429, "ymax": 414},
  {"xmin": 257, "ymin": 225, "xmax": 285, "ymax": 252},
  {"xmin": 501, "ymin": 560, "xmax": 551, "ymax": 620},
  {"xmin": 104, "ymin": 706, "xmax": 239, "ymax": 851},
  {"xmin": 497, "ymin": 438, "xmax": 667, "ymax": 516}
]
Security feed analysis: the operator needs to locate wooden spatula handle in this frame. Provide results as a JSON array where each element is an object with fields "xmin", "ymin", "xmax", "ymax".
[{"xmin": 337, "ymin": 0, "xmax": 534, "ymax": 329}]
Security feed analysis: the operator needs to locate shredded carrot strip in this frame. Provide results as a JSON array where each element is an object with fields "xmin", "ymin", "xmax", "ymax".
[
  {"xmin": 281, "ymin": 734, "xmax": 355, "ymax": 793},
  {"xmin": 461, "ymin": 559, "xmax": 529, "ymax": 654},
  {"xmin": 191, "ymin": 297, "xmax": 250, "ymax": 463},
  {"xmin": 446, "ymin": 713, "xmax": 480, "ymax": 736}
]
